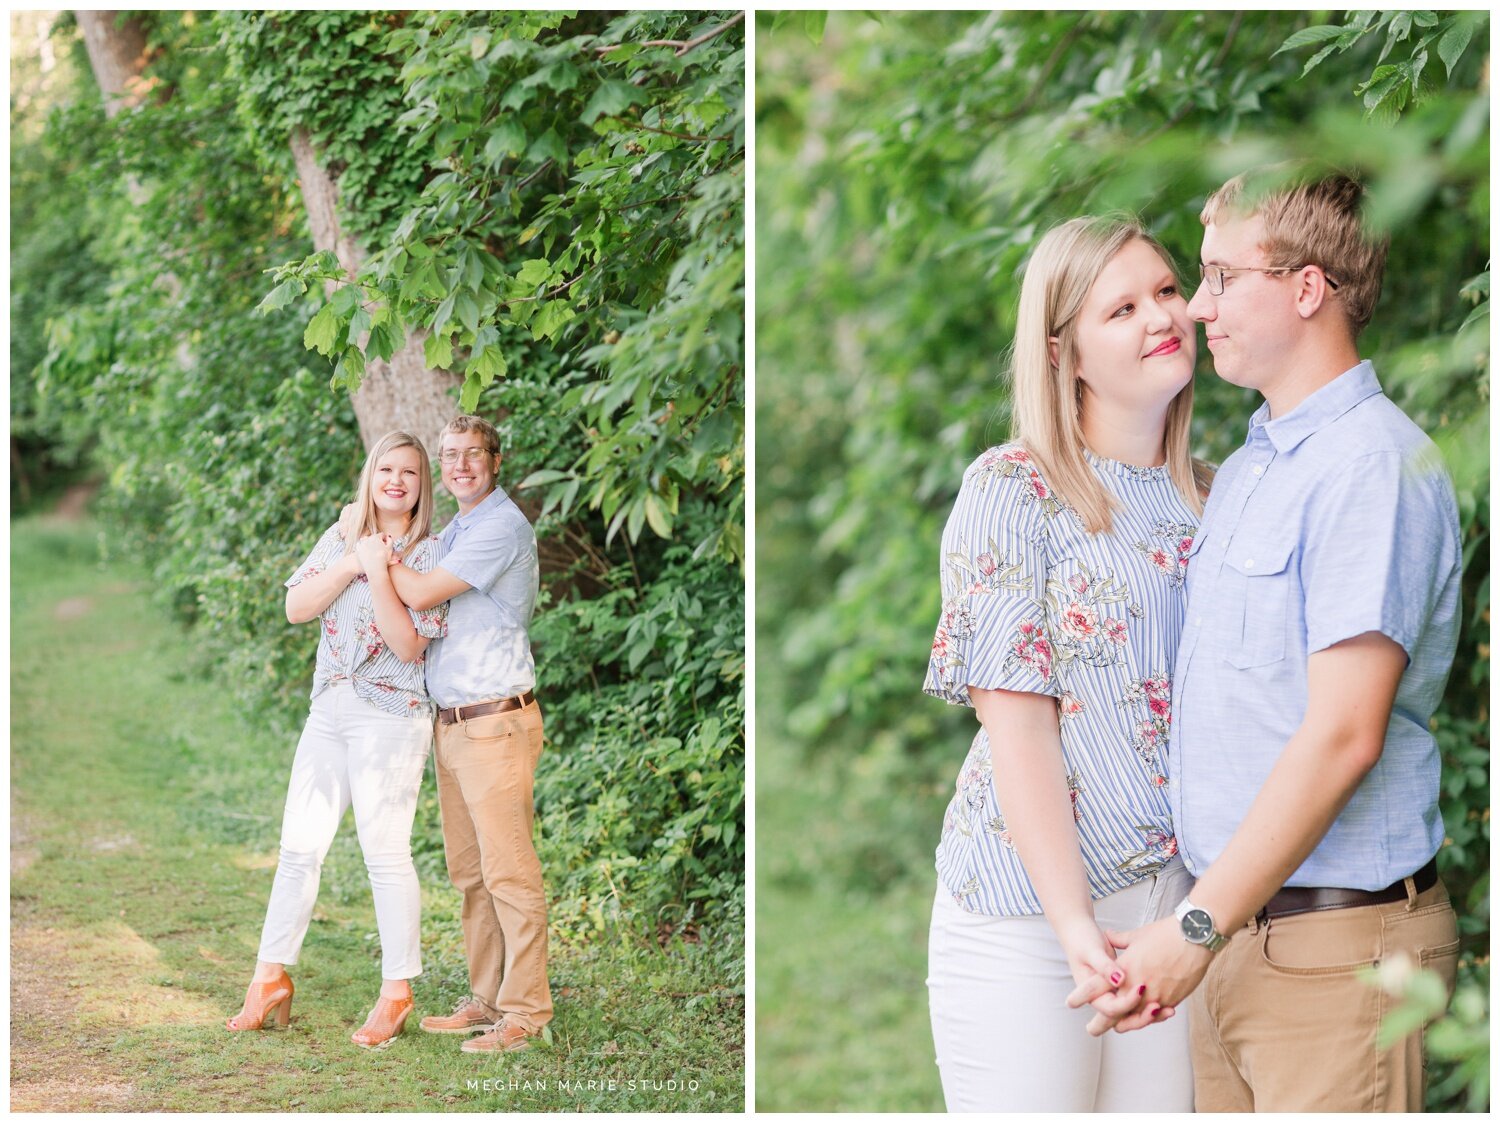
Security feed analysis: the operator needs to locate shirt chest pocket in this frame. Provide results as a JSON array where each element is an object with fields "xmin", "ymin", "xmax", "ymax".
[{"xmin": 1223, "ymin": 537, "xmax": 1296, "ymax": 670}]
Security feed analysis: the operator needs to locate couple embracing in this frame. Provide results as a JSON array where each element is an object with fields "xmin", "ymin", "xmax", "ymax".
[
  {"xmin": 926, "ymin": 171, "xmax": 1461, "ymax": 1112},
  {"xmin": 225, "ymin": 415, "xmax": 551, "ymax": 1054}
]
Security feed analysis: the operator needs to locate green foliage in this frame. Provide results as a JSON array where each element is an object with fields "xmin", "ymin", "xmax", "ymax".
[
  {"xmin": 16, "ymin": 10, "xmax": 744, "ymax": 940},
  {"xmin": 249, "ymin": 11, "xmax": 745, "ymax": 565},
  {"xmin": 757, "ymin": 10, "xmax": 1487, "ymax": 1110},
  {"xmin": 1367, "ymin": 957, "xmax": 1490, "ymax": 1112},
  {"xmin": 1276, "ymin": 10, "xmax": 1488, "ymax": 121}
]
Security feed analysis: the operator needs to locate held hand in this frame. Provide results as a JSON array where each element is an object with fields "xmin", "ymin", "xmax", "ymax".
[
  {"xmin": 1068, "ymin": 916, "xmax": 1210, "ymax": 1036},
  {"xmin": 1054, "ymin": 914, "xmax": 1120, "ymax": 995},
  {"xmin": 355, "ymin": 532, "xmax": 393, "ymax": 575}
]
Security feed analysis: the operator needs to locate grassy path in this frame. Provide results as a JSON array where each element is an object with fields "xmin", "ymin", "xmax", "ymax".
[
  {"xmin": 11, "ymin": 515, "xmax": 743, "ymax": 1112},
  {"xmin": 754, "ymin": 716, "xmax": 946, "ymax": 1111}
]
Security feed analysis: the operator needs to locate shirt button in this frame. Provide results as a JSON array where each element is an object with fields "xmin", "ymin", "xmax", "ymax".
[
  {"xmin": 1251, "ymin": 464, "xmax": 1264, "ymax": 476},
  {"xmin": 1244, "ymin": 559, "xmax": 1255, "ymax": 569}
]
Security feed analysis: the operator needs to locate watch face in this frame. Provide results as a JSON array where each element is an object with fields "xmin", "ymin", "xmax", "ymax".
[{"xmin": 1182, "ymin": 909, "xmax": 1213, "ymax": 942}]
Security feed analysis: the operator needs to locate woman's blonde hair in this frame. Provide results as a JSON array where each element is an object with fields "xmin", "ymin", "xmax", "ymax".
[
  {"xmin": 1009, "ymin": 216, "xmax": 1208, "ymax": 534},
  {"xmin": 337, "ymin": 430, "xmax": 436, "ymax": 562}
]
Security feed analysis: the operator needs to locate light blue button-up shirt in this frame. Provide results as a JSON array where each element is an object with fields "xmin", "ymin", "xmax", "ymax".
[
  {"xmin": 1171, "ymin": 362, "xmax": 1461, "ymax": 890},
  {"xmin": 425, "ymin": 486, "xmax": 539, "ymax": 709}
]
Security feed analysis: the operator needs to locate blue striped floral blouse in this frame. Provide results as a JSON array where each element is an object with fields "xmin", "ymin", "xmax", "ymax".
[
  {"xmin": 924, "ymin": 444, "xmax": 1197, "ymax": 916},
  {"xmin": 286, "ymin": 524, "xmax": 449, "ymax": 719}
]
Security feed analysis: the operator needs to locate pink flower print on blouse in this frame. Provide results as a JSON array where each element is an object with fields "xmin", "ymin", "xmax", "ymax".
[
  {"xmin": 1058, "ymin": 693, "xmax": 1085, "ymax": 720},
  {"xmin": 1059, "ymin": 600, "xmax": 1099, "ymax": 641},
  {"xmin": 1042, "ymin": 565, "xmax": 1136, "ymax": 679},
  {"xmin": 1005, "ymin": 619, "xmax": 1054, "ymax": 682},
  {"xmin": 948, "ymin": 755, "xmax": 994, "ymax": 840},
  {"xmin": 1119, "ymin": 671, "xmax": 1173, "ymax": 784},
  {"xmin": 1134, "ymin": 520, "xmax": 1197, "ymax": 588},
  {"xmin": 973, "ymin": 446, "xmax": 1069, "ymax": 520},
  {"xmin": 1116, "ymin": 824, "xmax": 1180, "ymax": 875}
]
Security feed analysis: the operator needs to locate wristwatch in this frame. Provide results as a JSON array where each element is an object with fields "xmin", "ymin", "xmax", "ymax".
[{"xmin": 1175, "ymin": 896, "xmax": 1229, "ymax": 952}]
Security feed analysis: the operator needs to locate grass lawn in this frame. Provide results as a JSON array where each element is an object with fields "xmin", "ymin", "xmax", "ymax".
[
  {"xmin": 754, "ymin": 715, "xmax": 946, "ymax": 1111},
  {"xmin": 11, "ymin": 514, "xmax": 744, "ymax": 1112}
]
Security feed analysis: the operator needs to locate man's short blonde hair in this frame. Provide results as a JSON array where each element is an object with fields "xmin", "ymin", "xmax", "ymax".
[
  {"xmin": 441, "ymin": 414, "xmax": 501, "ymax": 454},
  {"xmin": 1201, "ymin": 170, "xmax": 1387, "ymax": 336}
]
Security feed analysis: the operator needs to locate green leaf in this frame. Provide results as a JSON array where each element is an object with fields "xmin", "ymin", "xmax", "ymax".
[
  {"xmin": 347, "ymin": 304, "xmax": 372, "ymax": 344},
  {"xmin": 1437, "ymin": 16, "xmax": 1477, "ymax": 76},
  {"xmin": 803, "ymin": 11, "xmax": 828, "ymax": 45},
  {"xmin": 1299, "ymin": 41, "xmax": 1343, "ymax": 78},
  {"xmin": 256, "ymin": 279, "xmax": 302, "ymax": 316},
  {"xmin": 484, "ymin": 120, "xmax": 528, "ymax": 165},
  {"xmin": 580, "ymin": 80, "xmax": 639, "ymax": 124},
  {"xmin": 644, "ymin": 492, "xmax": 673, "ymax": 538},
  {"xmin": 458, "ymin": 372, "xmax": 484, "ymax": 413},
  {"xmin": 531, "ymin": 299, "xmax": 577, "ymax": 341},
  {"xmin": 1274, "ymin": 24, "xmax": 1345, "ymax": 55},
  {"xmin": 516, "ymin": 258, "xmax": 554, "ymax": 288},
  {"xmin": 303, "ymin": 304, "xmax": 341, "ymax": 355},
  {"xmin": 465, "ymin": 340, "xmax": 507, "ymax": 382},
  {"xmin": 423, "ymin": 331, "xmax": 454, "ymax": 370},
  {"xmin": 527, "ymin": 128, "xmax": 567, "ymax": 167},
  {"xmin": 520, "ymin": 468, "xmax": 572, "ymax": 489},
  {"xmin": 454, "ymin": 291, "xmax": 481, "ymax": 336}
]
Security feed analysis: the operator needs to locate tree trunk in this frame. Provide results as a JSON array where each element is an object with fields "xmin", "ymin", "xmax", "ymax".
[
  {"xmin": 75, "ymin": 11, "xmax": 154, "ymax": 118},
  {"xmin": 289, "ymin": 127, "xmax": 461, "ymax": 453}
]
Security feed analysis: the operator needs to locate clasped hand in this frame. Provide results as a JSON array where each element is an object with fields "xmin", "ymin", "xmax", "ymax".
[
  {"xmin": 354, "ymin": 532, "xmax": 397, "ymax": 573},
  {"xmin": 1063, "ymin": 916, "xmax": 1213, "ymax": 1036}
]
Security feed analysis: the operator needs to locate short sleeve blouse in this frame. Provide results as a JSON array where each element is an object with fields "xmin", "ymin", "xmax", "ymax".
[
  {"xmin": 923, "ymin": 444, "xmax": 1197, "ymax": 916},
  {"xmin": 285, "ymin": 524, "xmax": 449, "ymax": 718}
]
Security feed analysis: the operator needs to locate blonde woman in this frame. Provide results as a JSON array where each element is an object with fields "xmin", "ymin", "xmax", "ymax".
[
  {"xmin": 226, "ymin": 431, "xmax": 448, "ymax": 1049},
  {"xmin": 924, "ymin": 218, "xmax": 1210, "ymax": 1111}
]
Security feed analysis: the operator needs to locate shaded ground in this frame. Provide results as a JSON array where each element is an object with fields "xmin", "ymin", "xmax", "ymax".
[{"xmin": 10, "ymin": 509, "xmax": 744, "ymax": 1112}]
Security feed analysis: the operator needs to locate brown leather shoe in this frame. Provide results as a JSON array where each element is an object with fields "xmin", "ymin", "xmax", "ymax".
[
  {"xmin": 460, "ymin": 1016, "xmax": 542, "ymax": 1054},
  {"xmin": 419, "ymin": 996, "xmax": 494, "ymax": 1034}
]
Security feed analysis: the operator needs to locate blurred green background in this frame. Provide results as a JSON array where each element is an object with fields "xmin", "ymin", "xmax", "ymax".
[{"xmin": 754, "ymin": 10, "xmax": 1488, "ymax": 1111}]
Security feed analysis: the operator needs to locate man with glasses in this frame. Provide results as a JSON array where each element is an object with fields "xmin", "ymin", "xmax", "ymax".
[
  {"xmin": 386, "ymin": 414, "xmax": 551, "ymax": 1053},
  {"xmin": 1066, "ymin": 172, "xmax": 1462, "ymax": 1110}
]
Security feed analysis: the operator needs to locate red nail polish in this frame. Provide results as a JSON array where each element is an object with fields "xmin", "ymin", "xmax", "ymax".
[
  {"xmin": 1151, "ymin": 1006, "xmax": 1162, "ymax": 1018},
  {"xmin": 1109, "ymin": 971, "xmax": 1123, "ymax": 986},
  {"xmin": 1137, "ymin": 984, "xmax": 1147, "ymax": 996}
]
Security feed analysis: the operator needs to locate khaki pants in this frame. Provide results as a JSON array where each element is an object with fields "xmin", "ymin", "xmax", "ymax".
[
  {"xmin": 1190, "ymin": 878, "xmax": 1459, "ymax": 1112},
  {"xmin": 433, "ymin": 699, "xmax": 552, "ymax": 1030}
]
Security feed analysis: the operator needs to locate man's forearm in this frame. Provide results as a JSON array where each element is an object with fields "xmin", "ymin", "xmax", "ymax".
[
  {"xmin": 389, "ymin": 561, "xmax": 445, "ymax": 611},
  {"xmin": 1185, "ymin": 633, "xmax": 1403, "ymax": 932},
  {"xmin": 1187, "ymin": 722, "xmax": 1378, "ymax": 932}
]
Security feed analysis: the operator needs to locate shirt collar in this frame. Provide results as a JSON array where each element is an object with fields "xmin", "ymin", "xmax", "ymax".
[
  {"xmin": 450, "ymin": 485, "xmax": 512, "ymax": 530},
  {"xmin": 1247, "ymin": 360, "xmax": 1383, "ymax": 454}
]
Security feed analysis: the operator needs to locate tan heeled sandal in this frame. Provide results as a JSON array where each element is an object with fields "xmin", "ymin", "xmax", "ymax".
[
  {"xmin": 226, "ymin": 970, "xmax": 293, "ymax": 1031},
  {"xmin": 351, "ymin": 993, "xmax": 414, "ymax": 1049}
]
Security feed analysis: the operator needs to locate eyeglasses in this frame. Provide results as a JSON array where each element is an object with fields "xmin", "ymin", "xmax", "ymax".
[
  {"xmin": 438, "ymin": 447, "xmax": 495, "ymax": 465},
  {"xmin": 1200, "ymin": 263, "xmax": 1341, "ymax": 297}
]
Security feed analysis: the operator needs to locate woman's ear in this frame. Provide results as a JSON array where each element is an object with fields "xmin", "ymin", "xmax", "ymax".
[{"xmin": 1047, "ymin": 336, "xmax": 1060, "ymax": 370}]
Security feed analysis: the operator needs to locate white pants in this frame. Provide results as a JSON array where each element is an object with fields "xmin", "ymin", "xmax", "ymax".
[
  {"xmin": 257, "ymin": 684, "xmax": 432, "ymax": 979},
  {"xmin": 928, "ymin": 858, "xmax": 1195, "ymax": 1112}
]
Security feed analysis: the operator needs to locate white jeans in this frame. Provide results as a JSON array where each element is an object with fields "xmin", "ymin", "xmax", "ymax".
[
  {"xmin": 928, "ymin": 858, "xmax": 1195, "ymax": 1112},
  {"xmin": 257, "ymin": 684, "xmax": 432, "ymax": 979}
]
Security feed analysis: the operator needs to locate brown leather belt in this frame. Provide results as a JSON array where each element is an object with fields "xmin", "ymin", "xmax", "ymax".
[
  {"xmin": 437, "ymin": 691, "xmax": 535, "ymax": 725},
  {"xmin": 1259, "ymin": 857, "xmax": 1439, "ymax": 922}
]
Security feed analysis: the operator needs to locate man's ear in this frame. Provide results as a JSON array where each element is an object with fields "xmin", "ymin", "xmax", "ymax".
[{"xmin": 1293, "ymin": 266, "xmax": 1331, "ymax": 322}]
